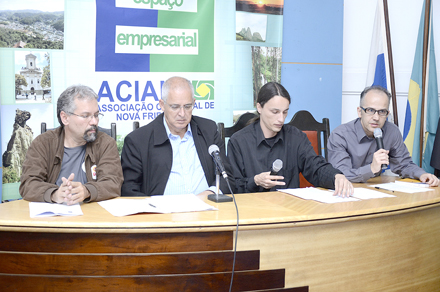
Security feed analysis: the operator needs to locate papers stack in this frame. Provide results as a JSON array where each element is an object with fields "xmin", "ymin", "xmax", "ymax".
[
  {"xmin": 98, "ymin": 194, "xmax": 218, "ymax": 217},
  {"xmin": 29, "ymin": 202, "xmax": 83, "ymax": 218},
  {"xmin": 278, "ymin": 188, "xmax": 359, "ymax": 203},
  {"xmin": 278, "ymin": 187, "xmax": 395, "ymax": 204},
  {"xmin": 369, "ymin": 182, "xmax": 434, "ymax": 193}
]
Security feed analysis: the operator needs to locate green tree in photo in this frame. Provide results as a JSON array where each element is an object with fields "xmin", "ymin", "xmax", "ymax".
[
  {"xmin": 2, "ymin": 166, "xmax": 20, "ymax": 184},
  {"xmin": 52, "ymin": 19, "xmax": 64, "ymax": 32},
  {"xmin": 251, "ymin": 46, "xmax": 282, "ymax": 106},
  {"xmin": 41, "ymin": 53, "xmax": 51, "ymax": 89},
  {"xmin": 15, "ymin": 74, "xmax": 28, "ymax": 96},
  {"xmin": 251, "ymin": 46, "xmax": 262, "ymax": 106},
  {"xmin": 116, "ymin": 135, "xmax": 125, "ymax": 157}
]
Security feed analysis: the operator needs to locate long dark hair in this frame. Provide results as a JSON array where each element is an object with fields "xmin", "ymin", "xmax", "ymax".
[{"xmin": 252, "ymin": 82, "xmax": 291, "ymax": 123}]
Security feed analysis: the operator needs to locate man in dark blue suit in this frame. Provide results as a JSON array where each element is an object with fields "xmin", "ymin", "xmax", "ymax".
[{"xmin": 121, "ymin": 76, "xmax": 233, "ymax": 196}]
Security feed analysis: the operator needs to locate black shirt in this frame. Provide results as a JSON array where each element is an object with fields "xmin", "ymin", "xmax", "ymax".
[{"xmin": 227, "ymin": 120, "xmax": 342, "ymax": 193}]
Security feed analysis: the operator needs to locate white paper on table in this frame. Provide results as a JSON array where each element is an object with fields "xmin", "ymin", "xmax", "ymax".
[
  {"xmin": 149, "ymin": 194, "xmax": 218, "ymax": 213},
  {"xmin": 352, "ymin": 187, "xmax": 395, "ymax": 199},
  {"xmin": 29, "ymin": 202, "xmax": 83, "ymax": 218},
  {"xmin": 98, "ymin": 199, "xmax": 157, "ymax": 216},
  {"xmin": 278, "ymin": 188, "xmax": 359, "ymax": 203},
  {"xmin": 98, "ymin": 194, "xmax": 218, "ymax": 217},
  {"xmin": 369, "ymin": 182, "xmax": 434, "ymax": 193},
  {"xmin": 394, "ymin": 181, "xmax": 430, "ymax": 188}
]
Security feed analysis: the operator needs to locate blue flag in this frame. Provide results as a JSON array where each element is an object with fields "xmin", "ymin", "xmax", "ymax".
[{"xmin": 403, "ymin": 1, "xmax": 439, "ymax": 173}]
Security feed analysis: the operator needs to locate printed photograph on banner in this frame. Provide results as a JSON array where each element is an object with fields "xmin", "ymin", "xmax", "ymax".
[
  {"xmin": 1, "ymin": 104, "xmax": 53, "ymax": 184},
  {"xmin": 0, "ymin": 0, "xmax": 64, "ymax": 49},
  {"xmin": 251, "ymin": 46, "xmax": 282, "ymax": 106},
  {"xmin": 236, "ymin": 0, "xmax": 284, "ymax": 15},
  {"xmin": 15, "ymin": 51, "xmax": 51, "ymax": 103},
  {"xmin": 236, "ymin": 12, "xmax": 267, "ymax": 42}
]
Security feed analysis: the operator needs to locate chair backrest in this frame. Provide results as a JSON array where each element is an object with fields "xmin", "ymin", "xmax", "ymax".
[
  {"xmin": 431, "ymin": 117, "xmax": 440, "ymax": 177},
  {"xmin": 286, "ymin": 110, "xmax": 330, "ymax": 188},
  {"xmin": 41, "ymin": 122, "xmax": 117, "ymax": 141},
  {"xmin": 286, "ymin": 110, "xmax": 330, "ymax": 160},
  {"xmin": 298, "ymin": 131, "xmax": 320, "ymax": 188},
  {"xmin": 217, "ymin": 112, "xmax": 257, "ymax": 144}
]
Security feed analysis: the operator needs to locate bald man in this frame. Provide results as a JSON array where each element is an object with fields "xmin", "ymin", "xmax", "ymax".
[{"xmin": 121, "ymin": 76, "xmax": 234, "ymax": 196}]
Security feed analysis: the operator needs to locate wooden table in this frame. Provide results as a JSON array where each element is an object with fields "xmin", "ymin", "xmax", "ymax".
[{"xmin": 1, "ymin": 176, "xmax": 439, "ymax": 291}]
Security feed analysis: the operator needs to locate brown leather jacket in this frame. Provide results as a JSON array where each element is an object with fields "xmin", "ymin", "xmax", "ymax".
[{"xmin": 20, "ymin": 127, "xmax": 123, "ymax": 202}]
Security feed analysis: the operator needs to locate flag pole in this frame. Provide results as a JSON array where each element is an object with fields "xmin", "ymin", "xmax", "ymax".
[
  {"xmin": 420, "ymin": 0, "xmax": 431, "ymax": 166},
  {"xmin": 382, "ymin": 0, "xmax": 398, "ymax": 126}
]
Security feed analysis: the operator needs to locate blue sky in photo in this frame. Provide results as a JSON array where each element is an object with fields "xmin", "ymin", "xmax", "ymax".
[
  {"xmin": 15, "ymin": 51, "xmax": 49, "ymax": 74},
  {"xmin": 0, "ymin": 0, "xmax": 64, "ymax": 12}
]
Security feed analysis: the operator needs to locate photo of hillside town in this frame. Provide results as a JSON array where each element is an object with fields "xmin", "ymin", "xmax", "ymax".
[{"xmin": 0, "ymin": 9, "xmax": 64, "ymax": 49}]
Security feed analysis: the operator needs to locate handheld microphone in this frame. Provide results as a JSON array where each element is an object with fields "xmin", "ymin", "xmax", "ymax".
[
  {"xmin": 270, "ymin": 159, "xmax": 283, "ymax": 175},
  {"xmin": 373, "ymin": 128, "xmax": 387, "ymax": 170},
  {"xmin": 208, "ymin": 144, "xmax": 228, "ymax": 179}
]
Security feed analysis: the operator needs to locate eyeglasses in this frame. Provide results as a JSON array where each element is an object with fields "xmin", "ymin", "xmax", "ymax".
[
  {"xmin": 164, "ymin": 101, "xmax": 194, "ymax": 111},
  {"xmin": 68, "ymin": 112, "xmax": 104, "ymax": 121},
  {"xmin": 360, "ymin": 107, "xmax": 389, "ymax": 117}
]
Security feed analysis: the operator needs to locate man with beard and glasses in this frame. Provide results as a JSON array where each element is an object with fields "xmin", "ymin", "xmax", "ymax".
[{"xmin": 20, "ymin": 85, "xmax": 123, "ymax": 205}]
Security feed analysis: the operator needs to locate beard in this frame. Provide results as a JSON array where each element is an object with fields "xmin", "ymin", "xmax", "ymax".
[{"xmin": 83, "ymin": 125, "xmax": 98, "ymax": 142}]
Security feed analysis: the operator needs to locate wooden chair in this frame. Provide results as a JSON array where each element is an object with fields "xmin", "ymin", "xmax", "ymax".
[
  {"xmin": 41, "ymin": 122, "xmax": 117, "ymax": 140},
  {"xmin": 430, "ymin": 117, "xmax": 440, "ymax": 177},
  {"xmin": 286, "ymin": 110, "xmax": 330, "ymax": 188},
  {"xmin": 217, "ymin": 112, "xmax": 257, "ymax": 144}
]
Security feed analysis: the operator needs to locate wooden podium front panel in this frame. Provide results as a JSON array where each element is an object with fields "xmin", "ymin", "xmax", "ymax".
[
  {"xmin": 0, "ymin": 231, "xmax": 233, "ymax": 253},
  {"xmin": 0, "ymin": 270, "xmax": 287, "ymax": 292},
  {"xmin": 237, "ymin": 205, "xmax": 440, "ymax": 291},
  {"xmin": 0, "ymin": 270, "xmax": 309, "ymax": 292},
  {"xmin": 0, "ymin": 250, "xmax": 260, "ymax": 275},
  {"xmin": 0, "ymin": 229, "xmax": 298, "ymax": 291}
]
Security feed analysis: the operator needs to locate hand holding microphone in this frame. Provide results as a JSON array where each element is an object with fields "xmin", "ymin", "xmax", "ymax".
[
  {"xmin": 254, "ymin": 159, "xmax": 285, "ymax": 189},
  {"xmin": 373, "ymin": 128, "xmax": 389, "ymax": 172},
  {"xmin": 270, "ymin": 159, "xmax": 283, "ymax": 175}
]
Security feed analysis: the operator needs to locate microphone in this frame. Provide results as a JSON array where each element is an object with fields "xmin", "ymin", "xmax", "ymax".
[
  {"xmin": 270, "ymin": 159, "xmax": 283, "ymax": 175},
  {"xmin": 208, "ymin": 144, "xmax": 228, "ymax": 179},
  {"xmin": 373, "ymin": 128, "xmax": 387, "ymax": 170}
]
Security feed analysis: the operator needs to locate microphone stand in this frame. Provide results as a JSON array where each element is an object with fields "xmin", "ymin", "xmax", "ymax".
[{"xmin": 208, "ymin": 168, "xmax": 233, "ymax": 203}]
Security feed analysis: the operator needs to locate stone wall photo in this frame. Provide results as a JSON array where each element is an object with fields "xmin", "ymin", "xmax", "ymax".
[{"xmin": 1, "ymin": 104, "xmax": 54, "ymax": 184}]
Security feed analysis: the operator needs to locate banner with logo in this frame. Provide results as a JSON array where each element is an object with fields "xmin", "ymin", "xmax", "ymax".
[
  {"xmin": 93, "ymin": 0, "xmax": 215, "ymax": 134},
  {"xmin": 96, "ymin": 0, "xmax": 213, "ymax": 73},
  {"xmin": 0, "ymin": 0, "xmax": 284, "ymax": 200}
]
